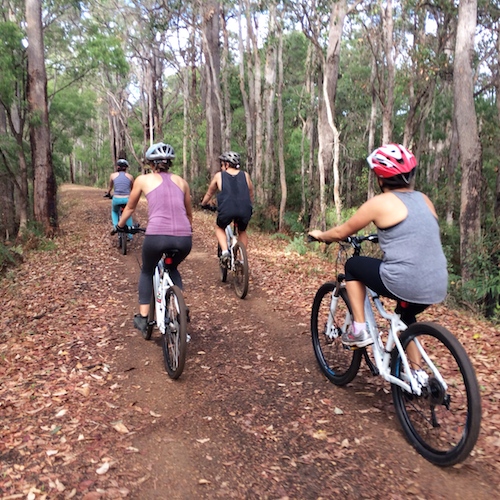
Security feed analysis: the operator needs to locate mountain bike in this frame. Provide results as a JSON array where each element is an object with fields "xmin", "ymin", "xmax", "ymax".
[
  {"xmin": 309, "ymin": 234, "xmax": 481, "ymax": 467},
  {"xmin": 104, "ymin": 193, "xmax": 131, "ymax": 255},
  {"xmin": 202, "ymin": 205, "xmax": 249, "ymax": 299},
  {"xmin": 112, "ymin": 225, "xmax": 188, "ymax": 379}
]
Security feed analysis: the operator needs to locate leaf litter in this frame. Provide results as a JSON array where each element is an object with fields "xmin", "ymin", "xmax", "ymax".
[{"xmin": 0, "ymin": 185, "xmax": 499, "ymax": 498}]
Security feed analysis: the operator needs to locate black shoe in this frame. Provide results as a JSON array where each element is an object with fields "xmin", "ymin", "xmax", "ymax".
[{"xmin": 133, "ymin": 314, "xmax": 148, "ymax": 336}]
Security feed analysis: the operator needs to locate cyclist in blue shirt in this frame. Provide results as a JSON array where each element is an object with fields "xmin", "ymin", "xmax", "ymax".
[{"xmin": 106, "ymin": 159, "xmax": 134, "ymax": 237}]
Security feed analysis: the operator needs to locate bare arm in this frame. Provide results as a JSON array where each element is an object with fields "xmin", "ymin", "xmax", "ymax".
[
  {"xmin": 201, "ymin": 173, "xmax": 221, "ymax": 205},
  {"xmin": 118, "ymin": 176, "xmax": 143, "ymax": 227},
  {"xmin": 183, "ymin": 180, "xmax": 193, "ymax": 226},
  {"xmin": 309, "ymin": 197, "xmax": 380, "ymax": 243},
  {"xmin": 246, "ymin": 173, "xmax": 255, "ymax": 204},
  {"xmin": 106, "ymin": 173, "xmax": 115, "ymax": 195}
]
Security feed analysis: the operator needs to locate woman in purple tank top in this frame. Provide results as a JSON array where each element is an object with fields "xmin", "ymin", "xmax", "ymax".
[{"xmin": 117, "ymin": 142, "xmax": 193, "ymax": 336}]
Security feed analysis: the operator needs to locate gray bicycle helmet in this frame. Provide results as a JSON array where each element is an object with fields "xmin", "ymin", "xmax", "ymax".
[
  {"xmin": 145, "ymin": 142, "xmax": 175, "ymax": 162},
  {"xmin": 219, "ymin": 151, "xmax": 241, "ymax": 168},
  {"xmin": 116, "ymin": 158, "xmax": 129, "ymax": 170}
]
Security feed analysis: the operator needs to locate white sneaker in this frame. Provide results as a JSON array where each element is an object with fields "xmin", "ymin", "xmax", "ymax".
[{"xmin": 341, "ymin": 328, "xmax": 373, "ymax": 348}]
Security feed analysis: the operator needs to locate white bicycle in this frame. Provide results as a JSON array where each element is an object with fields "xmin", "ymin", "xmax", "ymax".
[
  {"xmin": 202, "ymin": 205, "xmax": 249, "ymax": 299},
  {"xmin": 128, "ymin": 227, "xmax": 188, "ymax": 379},
  {"xmin": 309, "ymin": 234, "xmax": 481, "ymax": 466}
]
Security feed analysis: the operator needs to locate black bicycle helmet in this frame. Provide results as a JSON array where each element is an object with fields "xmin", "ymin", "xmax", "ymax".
[
  {"xmin": 219, "ymin": 151, "xmax": 241, "ymax": 168},
  {"xmin": 117, "ymin": 159, "xmax": 129, "ymax": 170},
  {"xmin": 146, "ymin": 142, "xmax": 175, "ymax": 162}
]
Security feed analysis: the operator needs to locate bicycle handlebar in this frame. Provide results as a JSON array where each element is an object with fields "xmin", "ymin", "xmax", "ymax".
[
  {"xmin": 307, "ymin": 233, "xmax": 378, "ymax": 247},
  {"xmin": 201, "ymin": 204, "xmax": 217, "ymax": 212},
  {"xmin": 110, "ymin": 225, "xmax": 146, "ymax": 235}
]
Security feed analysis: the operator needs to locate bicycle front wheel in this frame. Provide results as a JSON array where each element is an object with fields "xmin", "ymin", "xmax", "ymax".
[
  {"xmin": 311, "ymin": 282, "xmax": 362, "ymax": 385},
  {"xmin": 217, "ymin": 244, "xmax": 228, "ymax": 282},
  {"xmin": 162, "ymin": 285, "xmax": 188, "ymax": 379},
  {"xmin": 391, "ymin": 321, "xmax": 481, "ymax": 466},
  {"xmin": 232, "ymin": 241, "xmax": 249, "ymax": 299},
  {"xmin": 121, "ymin": 233, "xmax": 127, "ymax": 255}
]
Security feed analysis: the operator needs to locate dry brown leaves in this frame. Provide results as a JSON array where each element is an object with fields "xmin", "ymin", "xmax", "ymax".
[{"xmin": 1, "ymin": 187, "xmax": 499, "ymax": 499}]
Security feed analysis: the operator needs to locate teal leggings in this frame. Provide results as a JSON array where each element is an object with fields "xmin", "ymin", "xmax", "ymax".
[{"xmin": 111, "ymin": 196, "xmax": 133, "ymax": 228}]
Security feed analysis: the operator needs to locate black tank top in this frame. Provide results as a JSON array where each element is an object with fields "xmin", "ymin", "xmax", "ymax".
[{"xmin": 216, "ymin": 171, "xmax": 252, "ymax": 218}]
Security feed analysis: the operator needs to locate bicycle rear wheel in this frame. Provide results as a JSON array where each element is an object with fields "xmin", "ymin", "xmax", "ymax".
[
  {"xmin": 162, "ymin": 285, "xmax": 188, "ymax": 379},
  {"xmin": 232, "ymin": 241, "xmax": 249, "ymax": 299},
  {"xmin": 311, "ymin": 282, "xmax": 362, "ymax": 385},
  {"xmin": 217, "ymin": 244, "xmax": 228, "ymax": 282},
  {"xmin": 391, "ymin": 321, "xmax": 481, "ymax": 466}
]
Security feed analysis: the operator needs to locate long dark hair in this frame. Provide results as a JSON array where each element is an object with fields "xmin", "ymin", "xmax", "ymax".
[
  {"xmin": 153, "ymin": 159, "xmax": 172, "ymax": 172},
  {"xmin": 379, "ymin": 168, "xmax": 416, "ymax": 189}
]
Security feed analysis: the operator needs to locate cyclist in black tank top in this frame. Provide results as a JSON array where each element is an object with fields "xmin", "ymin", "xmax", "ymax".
[{"xmin": 201, "ymin": 151, "xmax": 254, "ymax": 261}]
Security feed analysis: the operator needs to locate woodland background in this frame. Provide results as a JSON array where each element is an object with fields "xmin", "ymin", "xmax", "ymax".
[{"xmin": 0, "ymin": 0, "xmax": 499, "ymax": 319}]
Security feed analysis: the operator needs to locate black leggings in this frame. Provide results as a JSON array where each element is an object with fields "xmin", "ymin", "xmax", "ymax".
[
  {"xmin": 139, "ymin": 235, "xmax": 192, "ymax": 305},
  {"xmin": 344, "ymin": 256, "xmax": 429, "ymax": 325}
]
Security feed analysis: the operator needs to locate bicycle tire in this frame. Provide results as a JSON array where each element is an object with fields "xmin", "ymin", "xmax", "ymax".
[
  {"xmin": 391, "ymin": 321, "xmax": 481, "ymax": 466},
  {"xmin": 143, "ymin": 291, "xmax": 155, "ymax": 340},
  {"xmin": 162, "ymin": 285, "xmax": 188, "ymax": 379},
  {"xmin": 217, "ymin": 244, "xmax": 228, "ymax": 282},
  {"xmin": 120, "ymin": 233, "xmax": 127, "ymax": 255},
  {"xmin": 311, "ymin": 282, "xmax": 362, "ymax": 385},
  {"xmin": 232, "ymin": 241, "xmax": 249, "ymax": 299}
]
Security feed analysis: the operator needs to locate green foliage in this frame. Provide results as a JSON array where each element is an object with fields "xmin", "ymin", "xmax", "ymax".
[
  {"xmin": 0, "ymin": 243, "xmax": 23, "ymax": 273},
  {"xmin": 0, "ymin": 21, "xmax": 25, "ymax": 107},
  {"xmin": 285, "ymin": 236, "xmax": 308, "ymax": 255},
  {"xmin": 447, "ymin": 230, "xmax": 500, "ymax": 320}
]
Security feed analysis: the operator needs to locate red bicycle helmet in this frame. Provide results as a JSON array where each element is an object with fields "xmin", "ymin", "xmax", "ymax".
[{"xmin": 367, "ymin": 144, "xmax": 417, "ymax": 178}]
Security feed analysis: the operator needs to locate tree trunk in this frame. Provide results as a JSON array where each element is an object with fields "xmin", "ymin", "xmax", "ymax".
[
  {"xmin": 26, "ymin": 0, "xmax": 57, "ymax": 236},
  {"xmin": 245, "ymin": 1, "xmax": 263, "ymax": 202},
  {"xmin": 202, "ymin": 0, "xmax": 222, "ymax": 177},
  {"xmin": 277, "ymin": 22, "xmax": 287, "ymax": 231},
  {"xmin": 453, "ymin": 0, "xmax": 482, "ymax": 282},
  {"xmin": 317, "ymin": 0, "xmax": 347, "ymax": 228},
  {"xmin": 367, "ymin": 53, "xmax": 377, "ymax": 200},
  {"xmin": 237, "ymin": 0, "xmax": 254, "ymax": 176},
  {"xmin": 263, "ymin": 2, "xmax": 278, "ymax": 206},
  {"xmin": 381, "ymin": 0, "xmax": 395, "ymax": 144},
  {"xmin": 220, "ymin": 9, "xmax": 231, "ymax": 151}
]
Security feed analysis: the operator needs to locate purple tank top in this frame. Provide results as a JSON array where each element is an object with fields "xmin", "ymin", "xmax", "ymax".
[{"xmin": 145, "ymin": 173, "xmax": 192, "ymax": 236}]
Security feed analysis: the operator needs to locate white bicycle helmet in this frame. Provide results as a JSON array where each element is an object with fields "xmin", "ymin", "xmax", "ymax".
[
  {"xmin": 116, "ymin": 159, "xmax": 129, "ymax": 170},
  {"xmin": 219, "ymin": 151, "xmax": 241, "ymax": 168},
  {"xmin": 146, "ymin": 142, "xmax": 175, "ymax": 162}
]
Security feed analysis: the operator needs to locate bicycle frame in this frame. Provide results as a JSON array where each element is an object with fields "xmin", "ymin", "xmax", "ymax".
[
  {"xmin": 152, "ymin": 257, "xmax": 176, "ymax": 335},
  {"xmin": 336, "ymin": 280, "xmax": 447, "ymax": 396},
  {"xmin": 224, "ymin": 224, "xmax": 238, "ymax": 270}
]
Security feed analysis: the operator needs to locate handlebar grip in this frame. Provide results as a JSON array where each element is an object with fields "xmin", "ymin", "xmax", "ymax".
[
  {"xmin": 201, "ymin": 204, "xmax": 217, "ymax": 212},
  {"xmin": 307, "ymin": 234, "xmax": 319, "ymax": 243}
]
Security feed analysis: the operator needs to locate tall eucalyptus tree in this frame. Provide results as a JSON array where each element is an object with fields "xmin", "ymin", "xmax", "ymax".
[
  {"xmin": 26, "ymin": 0, "xmax": 58, "ymax": 235},
  {"xmin": 454, "ymin": 0, "xmax": 482, "ymax": 282}
]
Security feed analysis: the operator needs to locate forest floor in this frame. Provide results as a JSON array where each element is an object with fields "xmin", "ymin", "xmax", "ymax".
[{"xmin": 1, "ymin": 184, "xmax": 499, "ymax": 500}]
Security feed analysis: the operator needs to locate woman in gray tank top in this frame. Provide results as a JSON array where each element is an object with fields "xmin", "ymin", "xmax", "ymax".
[{"xmin": 308, "ymin": 144, "xmax": 448, "ymax": 357}]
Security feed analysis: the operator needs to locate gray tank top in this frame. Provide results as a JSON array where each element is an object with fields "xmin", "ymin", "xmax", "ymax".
[
  {"xmin": 113, "ymin": 171, "xmax": 132, "ymax": 196},
  {"xmin": 378, "ymin": 191, "xmax": 448, "ymax": 304}
]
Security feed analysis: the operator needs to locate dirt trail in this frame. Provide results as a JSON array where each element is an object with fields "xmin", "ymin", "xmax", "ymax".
[{"xmin": 1, "ymin": 185, "xmax": 498, "ymax": 499}]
